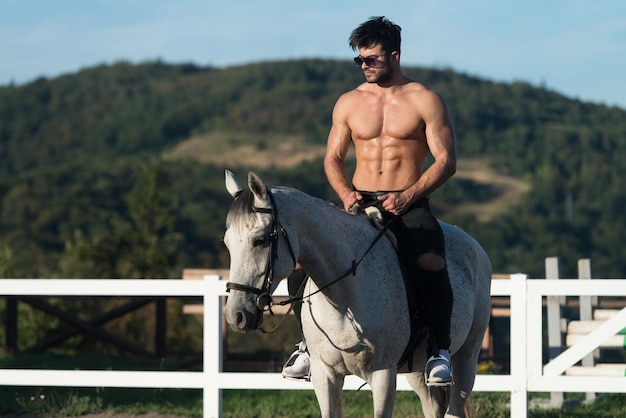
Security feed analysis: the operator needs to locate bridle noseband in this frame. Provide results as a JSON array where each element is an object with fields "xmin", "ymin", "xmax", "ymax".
[{"xmin": 225, "ymin": 188, "xmax": 297, "ymax": 314}]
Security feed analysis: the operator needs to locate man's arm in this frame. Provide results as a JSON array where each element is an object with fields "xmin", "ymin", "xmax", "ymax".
[
  {"xmin": 324, "ymin": 96, "xmax": 362, "ymax": 212},
  {"xmin": 413, "ymin": 90, "xmax": 457, "ymax": 196}
]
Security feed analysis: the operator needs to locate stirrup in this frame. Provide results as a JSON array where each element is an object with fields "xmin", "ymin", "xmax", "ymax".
[
  {"xmin": 425, "ymin": 349, "xmax": 453, "ymax": 387},
  {"xmin": 281, "ymin": 342, "xmax": 311, "ymax": 382}
]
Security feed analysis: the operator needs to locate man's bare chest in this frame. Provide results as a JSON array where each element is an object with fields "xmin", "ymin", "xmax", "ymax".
[{"xmin": 349, "ymin": 102, "xmax": 425, "ymax": 140}]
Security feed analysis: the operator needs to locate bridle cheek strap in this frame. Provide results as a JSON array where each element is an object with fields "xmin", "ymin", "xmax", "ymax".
[{"xmin": 226, "ymin": 188, "xmax": 297, "ymax": 315}]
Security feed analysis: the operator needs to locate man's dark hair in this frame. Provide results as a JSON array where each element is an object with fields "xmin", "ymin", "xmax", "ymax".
[{"xmin": 349, "ymin": 16, "xmax": 401, "ymax": 54}]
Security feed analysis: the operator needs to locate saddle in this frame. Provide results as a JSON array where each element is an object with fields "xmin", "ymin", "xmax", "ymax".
[{"xmin": 364, "ymin": 206, "xmax": 428, "ymax": 371}]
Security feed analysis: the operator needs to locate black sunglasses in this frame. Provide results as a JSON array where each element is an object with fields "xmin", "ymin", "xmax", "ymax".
[{"xmin": 353, "ymin": 54, "xmax": 386, "ymax": 67}]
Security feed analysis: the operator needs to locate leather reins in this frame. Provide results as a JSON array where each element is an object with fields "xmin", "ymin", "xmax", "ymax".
[{"xmin": 226, "ymin": 187, "xmax": 395, "ymax": 333}]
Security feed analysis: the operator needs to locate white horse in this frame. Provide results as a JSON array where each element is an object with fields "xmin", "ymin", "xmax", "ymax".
[{"xmin": 223, "ymin": 170, "xmax": 492, "ymax": 418}]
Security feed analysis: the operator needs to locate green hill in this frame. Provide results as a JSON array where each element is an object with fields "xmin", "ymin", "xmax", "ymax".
[{"xmin": 1, "ymin": 59, "xmax": 625, "ymax": 279}]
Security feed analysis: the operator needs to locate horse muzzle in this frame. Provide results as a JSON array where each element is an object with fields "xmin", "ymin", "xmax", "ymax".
[
  {"xmin": 225, "ymin": 288, "xmax": 273, "ymax": 333},
  {"xmin": 225, "ymin": 301, "xmax": 264, "ymax": 333}
]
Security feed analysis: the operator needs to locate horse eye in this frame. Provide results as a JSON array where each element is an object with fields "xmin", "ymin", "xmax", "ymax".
[{"xmin": 252, "ymin": 237, "xmax": 267, "ymax": 247}]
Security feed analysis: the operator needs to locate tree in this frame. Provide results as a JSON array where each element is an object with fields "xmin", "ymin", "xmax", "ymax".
[
  {"xmin": 59, "ymin": 161, "xmax": 182, "ymax": 279},
  {"xmin": 54, "ymin": 161, "xmax": 185, "ymax": 354}
]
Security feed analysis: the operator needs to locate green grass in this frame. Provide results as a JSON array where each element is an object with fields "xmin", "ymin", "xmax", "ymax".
[
  {"xmin": 1, "ymin": 386, "xmax": 626, "ymax": 417},
  {"xmin": 0, "ymin": 386, "xmax": 202, "ymax": 417},
  {"xmin": 0, "ymin": 352, "xmax": 203, "ymax": 416},
  {"xmin": 221, "ymin": 390, "xmax": 508, "ymax": 418},
  {"xmin": 222, "ymin": 391, "xmax": 626, "ymax": 418}
]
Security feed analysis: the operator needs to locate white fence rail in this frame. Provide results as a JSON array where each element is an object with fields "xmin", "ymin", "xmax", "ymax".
[
  {"xmin": 1, "ymin": 275, "xmax": 626, "ymax": 418},
  {"xmin": 0, "ymin": 280, "xmax": 212, "ymax": 411}
]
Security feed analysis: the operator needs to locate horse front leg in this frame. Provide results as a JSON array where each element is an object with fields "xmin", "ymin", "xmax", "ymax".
[
  {"xmin": 369, "ymin": 368, "xmax": 397, "ymax": 418},
  {"xmin": 311, "ymin": 362, "xmax": 344, "ymax": 418}
]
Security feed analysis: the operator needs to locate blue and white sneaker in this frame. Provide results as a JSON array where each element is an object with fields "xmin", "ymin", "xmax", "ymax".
[
  {"xmin": 281, "ymin": 341, "xmax": 310, "ymax": 381},
  {"xmin": 425, "ymin": 349, "xmax": 453, "ymax": 386}
]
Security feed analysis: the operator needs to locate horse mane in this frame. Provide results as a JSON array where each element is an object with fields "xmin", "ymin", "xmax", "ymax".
[
  {"xmin": 227, "ymin": 185, "xmax": 358, "ymax": 233},
  {"xmin": 226, "ymin": 189, "xmax": 256, "ymax": 232}
]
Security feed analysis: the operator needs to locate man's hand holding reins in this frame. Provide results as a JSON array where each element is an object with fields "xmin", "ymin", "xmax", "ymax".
[
  {"xmin": 342, "ymin": 190, "xmax": 363, "ymax": 214},
  {"xmin": 377, "ymin": 191, "xmax": 412, "ymax": 215}
]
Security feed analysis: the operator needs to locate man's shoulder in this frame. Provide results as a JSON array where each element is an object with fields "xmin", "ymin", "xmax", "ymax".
[
  {"xmin": 401, "ymin": 81, "xmax": 447, "ymax": 108},
  {"xmin": 346, "ymin": 83, "xmax": 372, "ymax": 95},
  {"xmin": 335, "ymin": 85, "xmax": 369, "ymax": 104},
  {"xmin": 402, "ymin": 80, "xmax": 437, "ymax": 96}
]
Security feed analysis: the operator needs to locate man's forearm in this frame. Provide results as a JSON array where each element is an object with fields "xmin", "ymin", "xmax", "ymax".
[
  {"xmin": 404, "ymin": 159, "xmax": 456, "ymax": 203},
  {"xmin": 324, "ymin": 157, "xmax": 353, "ymax": 201}
]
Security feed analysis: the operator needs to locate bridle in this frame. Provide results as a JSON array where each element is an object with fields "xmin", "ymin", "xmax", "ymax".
[
  {"xmin": 226, "ymin": 187, "xmax": 395, "ymax": 334},
  {"xmin": 225, "ymin": 188, "xmax": 297, "ymax": 314}
]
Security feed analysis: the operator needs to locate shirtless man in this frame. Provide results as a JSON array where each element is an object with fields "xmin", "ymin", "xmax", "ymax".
[{"xmin": 282, "ymin": 16, "xmax": 456, "ymax": 386}]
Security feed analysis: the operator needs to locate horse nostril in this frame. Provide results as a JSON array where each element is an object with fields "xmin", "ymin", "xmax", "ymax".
[{"xmin": 236, "ymin": 311, "xmax": 244, "ymax": 327}]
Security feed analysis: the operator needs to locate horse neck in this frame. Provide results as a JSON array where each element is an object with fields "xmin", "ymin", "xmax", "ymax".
[{"xmin": 273, "ymin": 188, "xmax": 372, "ymax": 286}]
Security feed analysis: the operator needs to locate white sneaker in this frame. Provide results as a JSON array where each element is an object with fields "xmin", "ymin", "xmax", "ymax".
[
  {"xmin": 281, "ymin": 342, "xmax": 310, "ymax": 381},
  {"xmin": 425, "ymin": 349, "xmax": 453, "ymax": 386}
]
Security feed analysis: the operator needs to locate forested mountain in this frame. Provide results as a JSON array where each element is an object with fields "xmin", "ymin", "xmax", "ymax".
[{"xmin": 0, "ymin": 59, "xmax": 625, "ymax": 279}]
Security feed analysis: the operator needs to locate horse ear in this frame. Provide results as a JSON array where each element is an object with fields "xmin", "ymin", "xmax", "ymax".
[
  {"xmin": 248, "ymin": 172, "xmax": 267, "ymax": 202},
  {"xmin": 224, "ymin": 169, "xmax": 243, "ymax": 198}
]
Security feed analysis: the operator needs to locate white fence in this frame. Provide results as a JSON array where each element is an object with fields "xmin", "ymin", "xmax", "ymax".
[
  {"xmin": 1, "ymin": 275, "xmax": 626, "ymax": 418},
  {"xmin": 0, "ymin": 280, "xmax": 213, "ymax": 413}
]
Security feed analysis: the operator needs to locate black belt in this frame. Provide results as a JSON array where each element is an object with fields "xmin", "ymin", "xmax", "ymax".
[{"xmin": 357, "ymin": 190, "xmax": 429, "ymax": 208}]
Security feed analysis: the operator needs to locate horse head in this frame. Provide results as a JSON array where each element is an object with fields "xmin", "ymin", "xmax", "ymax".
[{"xmin": 223, "ymin": 170, "xmax": 297, "ymax": 332}]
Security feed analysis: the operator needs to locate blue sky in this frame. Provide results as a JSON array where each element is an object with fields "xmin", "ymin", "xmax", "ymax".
[{"xmin": 1, "ymin": 0, "xmax": 625, "ymax": 108}]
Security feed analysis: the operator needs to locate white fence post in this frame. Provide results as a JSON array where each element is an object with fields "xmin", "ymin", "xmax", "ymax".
[
  {"xmin": 205, "ymin": 274, "xmax": 224, "ymax": 418},
  {"xmin": 509, "ymin": 273, "xmax": 529, "ymax": 418},
  {"xmin": 577, "ymin": 258, "xmax": 596, "ymax": 402},
  {"xmin": 545, "ymin": 257, "xmax": 564, "ymax": 407}
]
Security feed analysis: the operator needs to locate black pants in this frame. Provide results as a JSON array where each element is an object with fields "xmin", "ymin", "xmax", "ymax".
[{"xmin": 358, "ymin": 191, "xmax": 453, "ymax": 353}]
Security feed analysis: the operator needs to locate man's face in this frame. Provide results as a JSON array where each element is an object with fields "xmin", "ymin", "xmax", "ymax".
[{"xmin": 356, "ymin": 45, "xmax": 393, "ymax": 84}]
